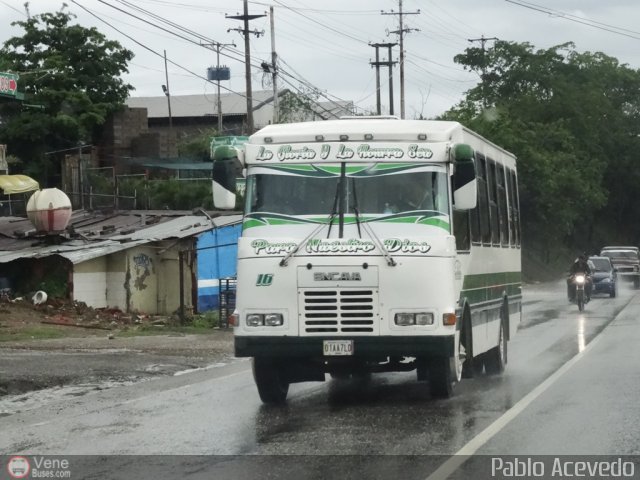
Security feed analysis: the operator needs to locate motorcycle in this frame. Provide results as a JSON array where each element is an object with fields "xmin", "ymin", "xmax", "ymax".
[{"xmin": 568, "ymin": 273, "xmax": 591, "ymax": 312}]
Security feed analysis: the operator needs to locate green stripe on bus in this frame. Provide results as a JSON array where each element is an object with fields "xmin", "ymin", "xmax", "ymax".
[{"xmin": 460, "ymin": 271, "xmax": 522, "ymax": 304}]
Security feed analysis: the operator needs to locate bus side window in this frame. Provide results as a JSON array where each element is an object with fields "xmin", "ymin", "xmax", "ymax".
[
  {"xmin": 497, "ymin": 164, "xmax": 508, "ymax": 246},
  {"xmin": 511, "ymin": 171, "xmax": 521, "ymax": 247},
  {"xmin": 469, "ymin": 156, "xmax": 481, "ymax": 244},
  {"xmin": 506, "ymin": 168, "xmax": 516, "ymax": 246},
  {"xmin": 476, "ymin": 154, "xmax": 491, "ymax": 245},
  {"xmin": 487, "ymin": 159, "xmax": 500, "ymax": 245},
  {"xmin": 454, "ymin": 209, "xmax": 471, "ymax": 251}
]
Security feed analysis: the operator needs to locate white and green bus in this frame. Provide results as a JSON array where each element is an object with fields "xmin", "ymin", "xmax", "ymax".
[{"xmin": 212, "ymin": 118, "xmax": 521, "ymax": 404}]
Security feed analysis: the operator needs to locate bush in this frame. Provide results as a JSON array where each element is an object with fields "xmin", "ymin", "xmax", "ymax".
[{"xmin": 191, "ymin": 311, "xmax": 219, "ymax": 329}]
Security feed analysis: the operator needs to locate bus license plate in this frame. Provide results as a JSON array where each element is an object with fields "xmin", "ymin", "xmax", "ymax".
[{"xmin": 323, "ymin": 340, "xmax": 354, "ymax": 356}]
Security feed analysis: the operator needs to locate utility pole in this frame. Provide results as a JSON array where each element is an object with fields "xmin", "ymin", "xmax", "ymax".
[
  {"xmin": 203, "ymin": 41, "xmax": 236, "ymax": 134},
  {"xmin": 467, "ymin": 35, "xmax": 498, "ymax": 107},
  {"xmin": 162, "ymin": 50, "xmax": 172, "ymax": 131},
  {"xmin": 382, "ymin": 1, "xmax": 420, "ymax": 119},
  {"xmin": 369, "ymin": 42, "xmax": 397, "ymax": 115},
  {"xmin": 227, "ymin": 1, "xmax": 266, "ymax": 134},
  {"xmin": 270, "ymin": 6, "xmax": 279, "ymax": 124}
]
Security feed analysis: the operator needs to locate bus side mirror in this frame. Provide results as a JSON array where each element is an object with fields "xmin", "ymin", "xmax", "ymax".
[
  {"xmin": 452, "ymin": 144, "xmax": 477, "ymax": 210},
  {"xmin": 212, "ymin": 146, "xmax": 244, "ymax": 210}
]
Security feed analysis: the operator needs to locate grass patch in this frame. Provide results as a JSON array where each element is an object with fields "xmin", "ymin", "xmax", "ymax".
[
  {"xmin": 116, "ymin": 324, "xmax": 221, "ymax": 337},
  {"xmin": 0, "ymin": 325, "xmax": 70, "ymax": 342}
]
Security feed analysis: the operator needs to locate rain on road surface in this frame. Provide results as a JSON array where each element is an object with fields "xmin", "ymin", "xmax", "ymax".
[{"xmin": 1, "ymin": 280, "xmax": 639, "ymax": 478}]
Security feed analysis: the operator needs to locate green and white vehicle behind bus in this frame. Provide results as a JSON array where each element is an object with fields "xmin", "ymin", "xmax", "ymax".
[{"xmin": 212, "ymin": 118, "xmax": 522, "ymax": 404}]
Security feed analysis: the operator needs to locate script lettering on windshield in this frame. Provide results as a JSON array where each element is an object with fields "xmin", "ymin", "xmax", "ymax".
[
  {"xmin": 253, "ymin": 143, "xmax": 434, "ymax": 162},
  {"xmin": 250, "ymin": 238, "xmax": 431, "ymax": 255}
]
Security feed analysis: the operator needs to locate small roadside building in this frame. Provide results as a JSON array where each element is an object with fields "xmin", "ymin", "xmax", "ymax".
[{"xmin": 0, "ymin": 210, "xmax": 241, "ymax": 315}]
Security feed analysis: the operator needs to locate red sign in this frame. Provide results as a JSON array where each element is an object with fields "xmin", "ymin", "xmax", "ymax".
[{"xmin": 0, "ymin": 72, "xmax": 19, "ymax": 97}]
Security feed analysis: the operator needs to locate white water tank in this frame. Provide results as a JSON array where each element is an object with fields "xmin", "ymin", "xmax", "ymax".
[{"xmin": 27, "ymin": 188, "xmax": 72, "ymax": 233}]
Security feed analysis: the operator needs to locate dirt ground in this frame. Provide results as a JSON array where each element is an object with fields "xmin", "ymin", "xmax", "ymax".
[{"xmin": 0, "ymin": 298, "xmax": 236, "ymax": 412}]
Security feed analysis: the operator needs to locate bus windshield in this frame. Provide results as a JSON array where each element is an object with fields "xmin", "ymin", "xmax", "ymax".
[{"xmin": 245, "ymin": 163, "xmax": 449, "ymax": 217}]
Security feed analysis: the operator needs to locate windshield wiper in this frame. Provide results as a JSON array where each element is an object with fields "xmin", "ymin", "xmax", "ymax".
[
  {"xmin": 279, "ymin": 178, "xmax": 342, "ymax": 267},
  {"xmin": 278, "ymin": 212, "xmax": 337, "ymax": 267},
  {"xmin": 326, "ymin": 176, "xmax": 341, "ymax": 239},
  {"xmin": 350, "ymin": 178, "xmax": 396, "ymax": 267},
  {"xmin": 350, "ymin": 177, "xmax": 362, "ymax": 238}
]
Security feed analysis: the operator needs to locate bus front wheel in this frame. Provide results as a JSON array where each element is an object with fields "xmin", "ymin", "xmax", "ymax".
[
  {"xmin": 428, "ymin": 356, "xmax": 457, "ymax": 398},
  {"xmin": 428, "ymin": 331, "xmax": 463, "ymax": 398},
  {"xmin": 485, "ymin": 320, "xmax": 507, "ymax": 375},
  {"xmin": 252, "ymin": 357, "xmax": 289, "ymax": 404}
]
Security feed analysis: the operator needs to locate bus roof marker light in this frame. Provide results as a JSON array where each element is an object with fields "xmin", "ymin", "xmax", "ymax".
[
  {"xmin": 364, "ymin": 134, "xmax": 374, "ymax": 141},
  {"xmin": 264, "ymin": 137, "xmax": 273, "ymax": 143},
  {"xmin": 340, "ymin": 134, "xmax": 349, "ymax": 141},
  {"xmin": 315, "ymin": 135, "xmax": 324, "ymax": 142},
  {"xmin": 418, "ymin": 133, "xmax": 427, "ymax": 141}
]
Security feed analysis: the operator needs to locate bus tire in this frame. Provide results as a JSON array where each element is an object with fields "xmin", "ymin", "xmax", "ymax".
[
  {"xmin": 485, "ymin": 320, "xmax": 507, "ymax": 375},
  {"xmin": 252, "ymin": 357, "xmax": 289, "ymax": 404},
  {"xmin": 460, "ymin": 311, "xmax": 479, "ymax": 378},
  {"xmin": 428, "ymin": 356, "xmax": 456, "ymax": 398}
]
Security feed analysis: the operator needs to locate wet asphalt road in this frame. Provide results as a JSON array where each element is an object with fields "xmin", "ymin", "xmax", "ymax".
[{"xmin": 1, "ymin": 281, "xmax": 639, "ymax": 478}]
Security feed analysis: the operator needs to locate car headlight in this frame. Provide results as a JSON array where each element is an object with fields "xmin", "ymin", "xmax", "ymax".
[{"xmin": 394, "ymin": 312, "xmax": 434, "ymax": 326}]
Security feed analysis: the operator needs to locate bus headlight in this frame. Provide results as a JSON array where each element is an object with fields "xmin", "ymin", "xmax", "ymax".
[
  {"xmin": 247, "ymin": 314, "xmax": 264, "ymax": 326},
  {"xmin": 264, "ymin": 313, "xmax": 284, "ymax": 326},
  {"xmin": 394, "ymin": 313, "xmax": 415, "ymax": 325},
  {"xmin": 415, "ymin": 313, "xmax": 434, "ymax": 325},
  {"xmin": 246, "ymin": 313, "xmax": 283, "ymax": 326},
  {"xmin": 394, "ymin": 312, "xmax": 434, "ymax": 326}
]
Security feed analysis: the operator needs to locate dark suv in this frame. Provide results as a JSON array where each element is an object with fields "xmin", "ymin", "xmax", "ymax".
[{"xmin": 600, "ymin": 246, "xmax": 640, "ymax": 289}]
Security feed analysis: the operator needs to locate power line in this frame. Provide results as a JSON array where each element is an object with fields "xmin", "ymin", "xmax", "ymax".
[
  {"xmin": 271, "ymin": 0, "xmax": 369, "ymax": 45},
  {"xmin": 93, "ymin": 0, "xmax": 354, "ymax": 119},
  {"xmin": 382, "ymin": 1, "xmax": 420, "ymax": 119},
  {"xmin": 505, "ymin": 0, "xmax": 640, "ymax": 40},
  {"xmin": 71, "ymin": 0, "xmax": 248, "ymax": 100}
]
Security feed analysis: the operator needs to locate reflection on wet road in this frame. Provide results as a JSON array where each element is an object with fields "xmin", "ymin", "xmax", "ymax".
[{"xmin": 1, "ymin": 281, "xmax": 638, "ymax": 465}]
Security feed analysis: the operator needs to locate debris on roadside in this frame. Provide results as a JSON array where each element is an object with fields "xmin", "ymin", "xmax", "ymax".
[{"xmin": 0, "ymin": 294, "xmax": 176, "ymax": 337}]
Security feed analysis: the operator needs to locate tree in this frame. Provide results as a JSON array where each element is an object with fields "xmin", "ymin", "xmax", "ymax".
[
  {"xmin": 442, "ymin": 41, "xmax": 640, "ymax": 259},
  {"xmin": 277, "ymin": 87, "xmax": 322, "ymax": 123},
  {"xmin": 0, "ymin": 6, "xmax": 134, "ymax": 183}
]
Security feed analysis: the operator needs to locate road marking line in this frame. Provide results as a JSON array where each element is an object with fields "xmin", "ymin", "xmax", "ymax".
[{"xmin": 424, "ymin": 301, "xmax": 631, "ymax": 480}]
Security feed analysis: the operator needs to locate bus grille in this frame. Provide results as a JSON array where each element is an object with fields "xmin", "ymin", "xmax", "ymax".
[{"xmin": 300, "ymin": 289, "xmax": 377, "ymax": 334}]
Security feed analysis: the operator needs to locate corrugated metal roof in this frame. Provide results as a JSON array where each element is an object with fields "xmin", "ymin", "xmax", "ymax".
[
  {"xmin": 110, "ymin": 215, "xmax": 241, "ymax": 241},
  {"xmin": 0, "ymin": 212, "xmax": 242, "ymax": 264},
  {"xmin": 0, "ymin": 239, "xmax": 147, "ymax": 264}
]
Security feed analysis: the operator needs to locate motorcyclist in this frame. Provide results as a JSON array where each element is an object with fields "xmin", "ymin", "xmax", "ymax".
[{"xmin": 567, "ymin": 253, "xmax": 593, "ymax": 302}]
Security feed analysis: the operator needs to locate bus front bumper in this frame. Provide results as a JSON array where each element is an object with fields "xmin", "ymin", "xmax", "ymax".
[{"xmin": 234, "ymin": 335, "xmax": 454, "ymax": 359}]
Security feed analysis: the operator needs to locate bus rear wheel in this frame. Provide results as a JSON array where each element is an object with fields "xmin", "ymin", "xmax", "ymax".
[{"xmin": 252, "ymin": 357, "xmax": 289, "ymax": 404}]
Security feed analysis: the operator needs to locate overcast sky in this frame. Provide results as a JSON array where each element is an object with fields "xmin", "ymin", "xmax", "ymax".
[{"xmin": 1, "ymin": 0, "xmax": 639, "ymax": 119}]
